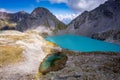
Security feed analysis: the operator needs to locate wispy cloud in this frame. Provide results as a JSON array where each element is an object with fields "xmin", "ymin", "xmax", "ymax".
[
  {"xmin": 0, "ymin": 8, "xmax": 12, "ymax": 13},
  {"xmin": 51, "ymin": 0, "xmax": 107, "ymax": 23}
]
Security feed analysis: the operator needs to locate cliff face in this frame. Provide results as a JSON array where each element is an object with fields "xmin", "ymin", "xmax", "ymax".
[{"xmin": 62, "ymin": 0, "xmax": 120, "ymax": 44}]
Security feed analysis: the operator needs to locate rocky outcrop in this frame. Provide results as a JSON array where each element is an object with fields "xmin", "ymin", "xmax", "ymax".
[{"xmin": 91, "ymin": 29, "xmax": 120, "ymax": 45}]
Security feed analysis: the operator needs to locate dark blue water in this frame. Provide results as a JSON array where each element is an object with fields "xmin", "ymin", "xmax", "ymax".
[{"xmin": 45, "ymin": 34, "xmax": 120, "ymax": 52}]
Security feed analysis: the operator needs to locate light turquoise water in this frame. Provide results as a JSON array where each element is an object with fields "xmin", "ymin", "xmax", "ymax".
[{"xmin": 45, "ymin": 34, "xmax": 120, "ymax": 52}]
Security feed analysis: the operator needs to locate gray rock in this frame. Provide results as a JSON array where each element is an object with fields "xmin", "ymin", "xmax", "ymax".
[
  {"xmin": 40, "ymin": 50, "xmax": 120, "ymax": 80},
  {"xmin": 0, "ymin": 11, "xmax": 29, "ymax": 30}
]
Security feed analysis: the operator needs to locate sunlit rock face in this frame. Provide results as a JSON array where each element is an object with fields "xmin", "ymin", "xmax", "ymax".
[{"xmin": 0, "ymin": 30, "xmax": 62, "ymax": 79}]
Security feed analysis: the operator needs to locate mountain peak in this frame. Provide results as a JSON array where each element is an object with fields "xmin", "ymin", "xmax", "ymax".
[
  {"xmin": 31, "ymin": 7, "xmax": 51, "ymax": 16},
  {"xmin": 16, "ymin": 7, "xmax": 66, "ymax": 32},
  {"xmin": 33, "ymin": 7, "xmax": 49, "ymax": 11}
]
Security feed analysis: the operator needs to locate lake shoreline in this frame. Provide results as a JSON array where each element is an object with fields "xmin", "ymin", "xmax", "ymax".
[{"xmin": 46, "ymin": 34, "xmax": 120, "ymax": 52}]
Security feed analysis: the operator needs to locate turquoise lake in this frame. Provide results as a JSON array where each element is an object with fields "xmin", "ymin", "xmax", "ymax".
[{"xmin": 45, "ymin": 34, "xmax": 120, "ymax": 52}]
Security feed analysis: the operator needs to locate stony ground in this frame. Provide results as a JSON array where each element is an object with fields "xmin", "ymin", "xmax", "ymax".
[{"xmin": 40, "ymin": 50, "xmax": 120, "ymax": 80}]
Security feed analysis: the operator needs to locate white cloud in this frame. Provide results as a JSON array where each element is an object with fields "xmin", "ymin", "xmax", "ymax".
[
  {"xmin": 68, "ymin": 0, "xmax": 107, "ymax": 12},
  {"xmin": 49, "ymin": 0, "xmax": 107, "ymax": 12},
  {"xmin": 0, "ymin": 8, "xmax": 12, "ymax": 13},
  {"xmin": 55, "ymin": 13, "xmax": 80, "ymax": 24},
  {"xmin": 50, "ymin": 0, "xmax": 107, "ymax": 23}
]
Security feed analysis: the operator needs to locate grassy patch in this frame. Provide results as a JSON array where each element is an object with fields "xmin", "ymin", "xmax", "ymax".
[{"xmin": 0, "ymin": 45, "xmax": 24, "ymax": 67}]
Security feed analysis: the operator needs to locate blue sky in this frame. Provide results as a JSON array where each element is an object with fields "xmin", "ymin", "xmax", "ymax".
[
  {"xmin": 0, "ymin": 0, "xmax": 107, "ymax": 24},
  {"xmin": 0, "ymin": 0, "xmax": 74, "ymax": 14}
]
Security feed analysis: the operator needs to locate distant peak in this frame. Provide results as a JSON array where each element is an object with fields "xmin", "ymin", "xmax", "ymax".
[
  {"xmin": 16, "ymin": 11, "xmax": 28, "ymax": 14},
  {"xmin": 19, "ymin": 11, "xmax": 26, "ymax": 13}
]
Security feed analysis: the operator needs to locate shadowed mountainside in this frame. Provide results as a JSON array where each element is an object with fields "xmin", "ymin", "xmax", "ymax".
[
  {"xmin": 59, "ymin": 0, "xmax": 120, "ymax": 45},
  {"xmin": 0, "ymin": 7, "xmax": 66, "ymax": 33}
]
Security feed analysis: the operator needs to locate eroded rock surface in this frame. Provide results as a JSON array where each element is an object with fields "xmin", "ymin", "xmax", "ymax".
[{"xmin": 40, "ymin": 50, "xmax": 120, "ymax": 80}]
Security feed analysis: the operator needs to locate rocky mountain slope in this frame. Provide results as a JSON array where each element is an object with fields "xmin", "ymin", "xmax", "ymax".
[
  {"xmin": 16, "ymin": 7, "xmax": 66, "ymax": 32},
  {"xmin": 61, "ymin": 0, "xmax": 120, "ymax": 45},
  {"xmin": 0, "ymin": 11, "xmax": 29, "ymax": 30},
  {"xmin": 0, "ymin": 7, "xmax": 66, "ymax": 33}
]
